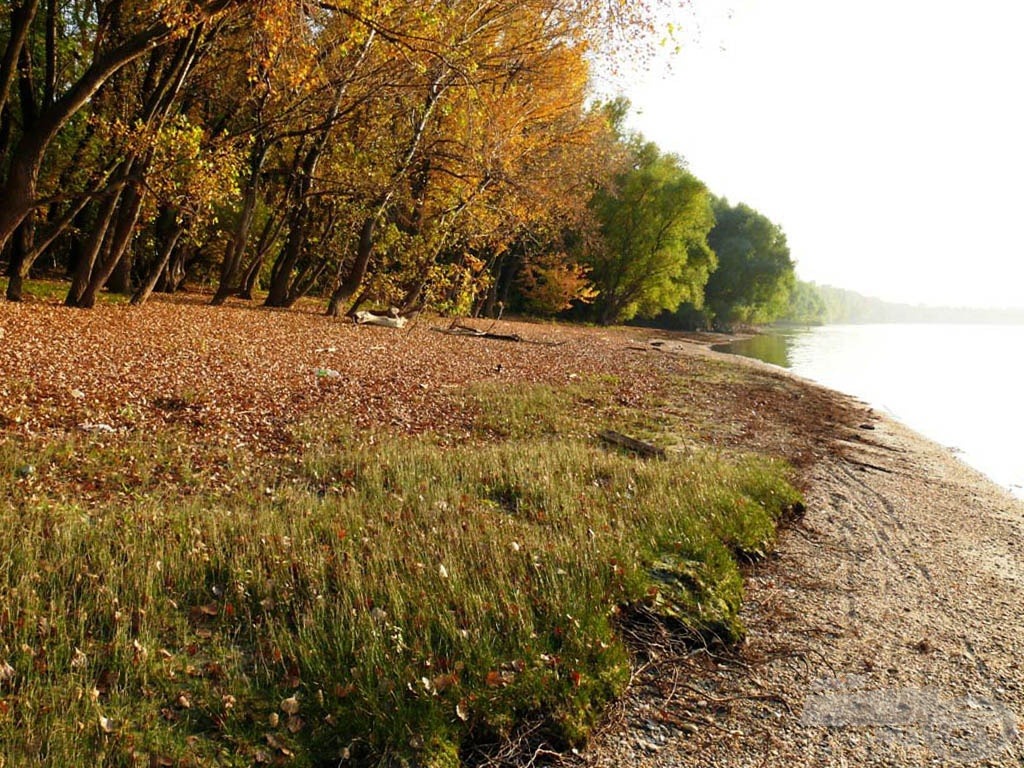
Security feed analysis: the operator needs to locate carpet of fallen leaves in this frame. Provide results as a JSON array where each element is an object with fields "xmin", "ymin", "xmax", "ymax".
[
  {"xmin": 0, "ymin": 293, "xmax": 867, "ymax": 468},
  {"xmin": 0, "ymin": 295, "xmax": 694, "ymax": 449}
]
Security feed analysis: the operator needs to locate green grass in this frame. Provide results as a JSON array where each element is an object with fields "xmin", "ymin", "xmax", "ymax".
[
  {"xmin": 0, "ymin": 276, "xmax": 128, "ymax": 304},
  {"xmin": 0, "ymin": 385, "xmax": 801, "ymax": 767}
]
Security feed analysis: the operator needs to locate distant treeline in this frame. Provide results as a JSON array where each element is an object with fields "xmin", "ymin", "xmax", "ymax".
[{"xmin": 780, "ymin": 283, "xmax": 1024, "ymax": 325}]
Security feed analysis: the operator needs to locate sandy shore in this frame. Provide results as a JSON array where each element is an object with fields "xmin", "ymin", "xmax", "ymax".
[{"xmin": 584, "ymin": 347, "xmax": 1024, "ymax": 767}]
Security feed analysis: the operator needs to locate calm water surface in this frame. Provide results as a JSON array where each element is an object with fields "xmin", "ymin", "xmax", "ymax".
[{"xmin": 718, "ymin": 325, "xmax": 1024, "ymax": 499}]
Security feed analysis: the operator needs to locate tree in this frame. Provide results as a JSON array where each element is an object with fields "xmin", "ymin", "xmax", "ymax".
[
  {"xmin": 2, "ymin": 0, "xmax": 682, "ymax": 312},
  {"xmin": 0, "ymin": 0, "xmax": 255, "ymax": 272},
  {"xmin": 698, "ymin": 198, "xmax": 795, "ymax": 328},
  {"xmin": 585, "ymin": 141, "xmax": 715, "ymax": 325},
  {"xmin": 517, "ymin": 253, "xmax": 597, "ymax": 316},
  {"xmin": 781, "ymin": 280, "xmax": 827, "ymax": 325}
]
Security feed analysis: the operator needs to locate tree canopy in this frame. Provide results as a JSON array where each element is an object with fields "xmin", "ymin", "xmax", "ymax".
[
  {"xmin": 584, "ymin": 141, "xmax": 715, "ymax": 325},
  {"xmin": 1, "ymin": 0, "xmax": 678, "ymax": 310},
  {"xmin": 693, "ymin": 198, "xmax": 795, "ymax": 329},
  {"xmin": 2, "ymin": 1, "xmax": 808, "ymax": 336}
]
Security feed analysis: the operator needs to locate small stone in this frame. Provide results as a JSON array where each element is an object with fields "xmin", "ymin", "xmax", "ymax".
[{"xmin": 634, "ymin": 737, "xmax": 661, "ymax": 753}]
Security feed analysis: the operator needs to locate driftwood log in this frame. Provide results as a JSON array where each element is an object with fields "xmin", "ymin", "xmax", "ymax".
[
  {"xmin": 354, "ymin": 310, "xmax": 407, "ymax": 328},
  {"xmin": 598, "ymin": 430, "xmax": 666, "ymax": 459}
]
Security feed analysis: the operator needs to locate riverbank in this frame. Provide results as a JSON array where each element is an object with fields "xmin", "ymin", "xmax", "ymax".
[
  {"xmin": 582, "ymin": 349, "xmax": 1024, "ymax": 767},
  {"xmin": 0, "ymin": 297, "xmax": 814, "ymax": 766},
  {"xmin": 2, "ymin": 296, "xmax": 1020, "ymax": 765}
]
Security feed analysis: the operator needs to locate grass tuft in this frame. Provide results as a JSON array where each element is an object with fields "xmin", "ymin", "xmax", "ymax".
[{"xmin": 0, "ymin": 382, "xmax": 800, "ymax": 766}]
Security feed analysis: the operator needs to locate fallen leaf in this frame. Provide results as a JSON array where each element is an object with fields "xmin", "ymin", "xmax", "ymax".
[
  {"xmin": 71, "ymin": 648, "xmax": 89, "ymax": 670},
  {"xmin": 193, "ymin": 603, "xmax": 219, "ymax": 618},
  {"xmin": 98, "ymin": 714, "xmax": 121, "ymax": 734},
  {"xmin": 432, "ymin": 672, "xmax": 458, "ymax": 693},
  {"xmin": 280, "ymin": 696, "xmax": 300, "ymax": 715},
  {"xmin": 265, "ymin": 733, "xmax": 293, "ymax": 756}
]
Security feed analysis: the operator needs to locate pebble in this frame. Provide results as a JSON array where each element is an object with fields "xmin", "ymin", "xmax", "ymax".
[{"xmin": 634, "ymin": 736, "xmax": 661, "ymax": 753}]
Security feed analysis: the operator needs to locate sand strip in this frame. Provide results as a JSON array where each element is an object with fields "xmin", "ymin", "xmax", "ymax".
[{"xmin": 585, "ymin": 353, "xmax": 1024, "ymax": 767}]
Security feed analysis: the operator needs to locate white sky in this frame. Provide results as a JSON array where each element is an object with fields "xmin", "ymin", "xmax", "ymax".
[{"xmin": 614, "ymin": 0, "xmax": 1024, "ymax": 309}]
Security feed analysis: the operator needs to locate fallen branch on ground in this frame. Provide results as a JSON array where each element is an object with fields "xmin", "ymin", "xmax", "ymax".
[
  {"xmin": 598, "ymin": 430, "xmax": 666, "ymax": 459},
  {"xmin": 843, "ymin": 457, "xmax": 895, "ymax": 474},
  {"xmin": 431, "ymin": 322, "xmax": 565, "ymax": 346}
]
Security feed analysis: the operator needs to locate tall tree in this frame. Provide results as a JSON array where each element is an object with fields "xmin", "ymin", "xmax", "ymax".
[
  {"xmin": 700, "ymin": 198, "xmax": 795, "ymax": 328},
  {"xmin": 585, "ymin": 141, "xmax": 715, "ymax": 325},
  {"xmin": 0, "ymin": 0, "xmax": 255, "ymax": 266},
  {"xmin": 2, "ymin": 0, "xmax": 684, "ymax": 309}
]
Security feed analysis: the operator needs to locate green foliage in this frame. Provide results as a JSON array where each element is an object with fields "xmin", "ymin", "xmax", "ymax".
[
  {"xmin": 680, "ymin": 198, "xmax": 795, "ymax": 330},
  {"xmin": 0, "ymin": 385, "xmax": 800, "ymax": 767},
  {"xmin": 780, "ymin": 280, "xmax": 829, "ymax": 325},
  {"xmin": 585, "ymin": 141, "xmax": 716, "ymax": 325}
]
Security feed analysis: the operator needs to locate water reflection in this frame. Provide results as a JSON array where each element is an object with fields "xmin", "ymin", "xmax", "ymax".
[{"xmin": 714, "ymin": 332, "xmax": 796, "ymax": 368}]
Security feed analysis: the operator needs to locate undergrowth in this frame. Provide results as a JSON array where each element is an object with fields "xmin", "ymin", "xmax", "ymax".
[{"xmin": 0, "ymin": 382, "xmax": 800, "ymax": 766}]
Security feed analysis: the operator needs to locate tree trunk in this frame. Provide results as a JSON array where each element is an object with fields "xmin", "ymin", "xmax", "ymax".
[
  {"xmin": 0, "ymin": 0, "xmax": 40, "ymax": 118},
  {"xmin": 0, "ymin": 15, "xmax": 179, "ymax": 252},
  {"xmin": 66, "ymin": 188, "xmax": 120, "ymax": 306},
  {"xmin": 158, "ymin": 242, "xmax": 194, "ymax": 293},
  {"xmin": 326, "ymin": 216, "xmax": 375, "ymax": 316},
  {"xmin": 0, "ymin": 1, "xmax": 232, "ymax": 254},
  {"xmin": 344, "ymin": 284, "xmax": 373, "ymax": 318},
  {"xmin": 236, "ymin": 207, "xmax": 281, "ymax": 299},
  {"xmin": 264, "ymin": 222, "xmax": 303, "ymax": 307},
  {"xmin": 131, "ymin": 224, "xmax": 183, "ymax": 305},
  {"xmin": 75, "ymin": 183, "xmax": 143, "ymax": 308},
  {"xmin": 399, "ymin": 257, "xmax": 437, "ymax": 315},
  {"xmin": 108, "ymin": 248, "xmax": 133, "ymax": 294},
  {"xmin": 4, "ymin": 216, "xmax": 34, "ymax": 301},
  {"xmin": 65, "ymin": 204, "xmax": 92, "ymax": 277},
  {"xmin": 211, "ymin": 239, "xmax": 241, "ymax": 305},
  {"xmin": 237, "ymin": 253, "xmax": 264, "ymax": 299},
  {"xmin": 482, "ymin": 252, "xmax": 517, "ymax": 318},
  {"xmin": 599, "ymin": 302, "xmax": 617, "ymax": 326},
  {"xmin": 212, "ymin": 141, "xmax": 265, "ymax": 304},
  {"xmin": 0, "ymin": 150, "xmax": 41, "ymax": 258}
]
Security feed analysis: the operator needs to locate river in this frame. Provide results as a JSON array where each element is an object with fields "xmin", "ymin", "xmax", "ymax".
[{"xmin": 716, "ymin": 324, "xmax": 1024, "ymax": 499}]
